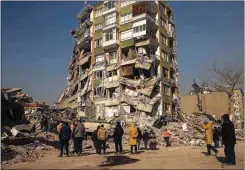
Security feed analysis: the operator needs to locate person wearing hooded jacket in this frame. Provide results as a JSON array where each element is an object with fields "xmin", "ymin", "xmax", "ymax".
[
  {"xmin": 203, "ymin": 120, "xmax": 218, "ymax": 156},
  {"xmin": 222, "ymin": 114, "xmax": 236, "ymax": 165},
  {"xmin": 128, "ymin": 123, "xmax": 138, "ymax": 154},
  {"xmin": 113, "ymin": 122, "xmax": 124, "ymax": 154},
  {"xmin": 73, "ymin": 120, "xmax": 85, "ymax": 155},
  {"xmin": 58, "ymin": 122, "xmax": 71, "ymax": 157},
  {"xmin": 97, "ymin": 124, "xmax": 108, "ymax": 155}
]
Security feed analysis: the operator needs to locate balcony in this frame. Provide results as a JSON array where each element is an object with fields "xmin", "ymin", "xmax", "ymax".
[
  {"xmin": 103, "ymin": 6, "xmax": 119, "ymax": 15},
  {"xmin": 76, "ymin": 5, "xmax": 93, "ymax": 21},
  {"xmin": 76, "ymin": 32, "xmax": 91, "ymax": 46},
  {"xmin": 103, "ymin": 23, "xmax": 119, "ymax": 31},
  {"xmin": 75, "ymin": 20, "xmax": 92, "ymax": 37},
  {"xmin": 133, "ymin": 13, "xmax": 158, "ymax": 26},
  {"xmin": 170, "ymin": 79, "xmax": 176, "ymax": 87},
  {"xmin": 103, "ymin": 39, "xmax": 119, "ymax": 49}
]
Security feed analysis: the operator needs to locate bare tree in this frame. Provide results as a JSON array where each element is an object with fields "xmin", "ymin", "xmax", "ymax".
[{"xmin": 203, "ymin": 62, "xmax": 243, "ymax": 115}]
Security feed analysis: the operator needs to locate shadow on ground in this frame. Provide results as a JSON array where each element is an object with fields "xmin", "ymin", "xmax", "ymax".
[
  {"xmin": 98, "ymin": 155, "xmax": 140, "ymax": 167},
  {"xmin": 216, "ymin": 156, "xmax": 227, "ymax": 164}
]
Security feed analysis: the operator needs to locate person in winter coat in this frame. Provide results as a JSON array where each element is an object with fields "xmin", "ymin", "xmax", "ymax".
[
  {"xmin": 128, "ymin": 123, "xmax": 138, "ymax": 154},
  {"xmin": 162, "ymin": 128, "xmax": 170, "ymax": 147},
  {"xmin": 58, "ymin": 122, "xmax": 71, "ymax": 157},
  {"xmin": 73, "ymin": 120, "xmax": 85, "ymax": 155},
  {"xmin": 149, "ymin": 130, "xmax": 157, "ymax": 150},
  {"xmin": 137, "ymin": 127, "xmax": 142, "ymax": 150},
  {"xmin": 97, "ymin": 124, "xmax": 108, "ymax": 155},
  {"xmin": 222, "ymin": 114, "xmax": 236, "ymax": 165},
  {"xmin": 142, "ymin": 129, "xmax": 149, "ymax": 150},
  {"xmin": 92, "ymin": 126, "xmax": 100, "ymax": 154},
  {"xmin": 113, "ymin": 122, "xmax": 124, "ymax": 154},
  {"xmin": 203, "ymin": 120, "xmax": 218, "ymax": 156},
  {"xmin": 213, "ymin": 127, "xmax": 220, "ymax": 148}
]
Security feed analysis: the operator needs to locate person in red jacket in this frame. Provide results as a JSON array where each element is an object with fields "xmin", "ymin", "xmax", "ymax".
[{"xmin": 162, "ymin": 128, "xmax": 170, "ymax": 147}]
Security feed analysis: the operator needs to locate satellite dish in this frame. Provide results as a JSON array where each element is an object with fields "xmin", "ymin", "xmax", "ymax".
[{"xmin": 138, "ymin": 47, "xmax": 146, "ymax": 55}]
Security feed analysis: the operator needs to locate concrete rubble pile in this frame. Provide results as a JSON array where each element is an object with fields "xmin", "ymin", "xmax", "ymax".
[
  {"xmin": 25, "ymin": 108, "xmax": 78, "ymax": 132},
  {"xmin": 119, "ymin": 112, "xmax": 243, "ymax": 147},
  {"xmin": 1, "ymin": 140, "xmax": 56, "ymax": 165}
]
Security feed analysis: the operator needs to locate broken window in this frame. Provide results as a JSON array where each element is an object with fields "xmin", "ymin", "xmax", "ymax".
[
  {"xmin": 164, "ymin": 85, "xmax": 170, "ymax": 95},
  {"xmin": 109, "ymin": 51, "xmax": 117, "ymax": 64},
  {"xmin": 121, "ymin": 0, "xmax": 135, "ymax": 7},
  {"xmin": 104, "ymin": 1, "xmax": 116, "ymax": 11},
  {"xmin": 94, "ymin": 70, "xmax": 104, "ymax": 79},
  {"xmin": 161, "ymin": 34, "xmax": 167, "ymax": 45},
  {"xmin": 159, "ymin": 3, "xmax": 165, "ymax": 14},
  {"xmin": 121, "ymin": 13, "xmax": 132, "ymax": 24},
  {"xmin": 104, "ymin": 29, "xmax": 115, "ymax": 41},
  {"xmin": 133, "ymin": 24, "xmax": 146, "ymax": 33},
  {"xmin": 163, "ymin": 68, "xmax": 168, "ymax": 79},
  {"xmin": 133, "ymin": 3, "xmax": 146, "ymax": 16},
  {"xmin": 95, "ymin": 39, "xmax": 103, "ymax": 48},
  {"xmin": 95, "ymin": 54, "xmax": 104, "ymax": 63},
  {"xmin": 163, "ymin": 103, "xmax": 170, "ymax": 113},
  {"xmin": 108, "ymin": 70, "xmax": 117, "ymax": 77},
  {"xmin": 121, "ymin": 29, "xmax": 133, "ymax": 41},
  {"xmin": 162, "ymin": 51, "xmax": 168, "ymax": 62},
  {"xmin": 95, "ymin": 9, "xmax": 103, "ymax": 17},
  {"xmin": 94, "ymin": 87, "xmax": 106, "ymax": 98},
  {"xmin": 95, "ymin": 24, "xmax": 103, "ymax": 31},
  {"xmin": 105, "ymin": 12, "xmax": 117, "ymax": 26},
  {"xmin": 107, "ymin": 87, "xmax": 117, "ymax": 98}
]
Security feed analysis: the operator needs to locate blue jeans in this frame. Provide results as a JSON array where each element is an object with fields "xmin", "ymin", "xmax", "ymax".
[{"xmin": 214, "ymin": 140, "xmax": 219, "ymax": 148}]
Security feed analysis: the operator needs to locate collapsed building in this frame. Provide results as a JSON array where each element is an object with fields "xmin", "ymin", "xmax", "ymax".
[
  {"xmin": 1, "ymin": 88, "xmax": 33, "ymax": 126},
  {"xmin": 58, "ymin": 1, "xmax": 183, "ymax": 124}
]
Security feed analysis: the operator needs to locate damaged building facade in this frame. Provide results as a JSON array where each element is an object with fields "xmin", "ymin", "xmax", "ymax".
[{"xmin": 58, "ymin": 1, "xmax": 181, "ymax": 122}]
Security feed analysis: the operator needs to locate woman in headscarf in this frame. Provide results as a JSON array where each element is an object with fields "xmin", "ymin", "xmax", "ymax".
[{"xmin": 128, "ymin": 123, "xmax": 138, "ymax": 154}]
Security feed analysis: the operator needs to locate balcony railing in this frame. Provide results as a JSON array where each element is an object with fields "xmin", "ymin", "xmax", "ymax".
[
  {"xmin": 133, "ymin": 13, "xmax": 158, "ymax": 26},
  {"xmin": 76, "ymin": 32, "xmax": 90, "ymax": 45}
]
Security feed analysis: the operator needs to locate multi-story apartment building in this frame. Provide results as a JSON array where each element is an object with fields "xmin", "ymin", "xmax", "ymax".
[{"xmin": 58, "ymin": 1, "xmax": 182, "ymax": 122}]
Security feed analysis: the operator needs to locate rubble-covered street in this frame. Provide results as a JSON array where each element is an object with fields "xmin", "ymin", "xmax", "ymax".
[{"xmin": 3, "ymin": 142, "xmax": 244, "ymax": 169}]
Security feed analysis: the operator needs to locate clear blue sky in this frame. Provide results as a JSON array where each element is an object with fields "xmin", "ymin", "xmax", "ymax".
[{"xmin": 2, "ymin": 1, "xmax": 244, "ymax": 104}]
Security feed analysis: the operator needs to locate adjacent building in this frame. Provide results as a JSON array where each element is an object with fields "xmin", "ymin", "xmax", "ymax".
[
  {"xmin": 181, "ymin": 88, "xmax": 244, "ymax": 129},
  {"xmin": 58, "ymin": 1, "xmax": 181, "ymax": 122}
]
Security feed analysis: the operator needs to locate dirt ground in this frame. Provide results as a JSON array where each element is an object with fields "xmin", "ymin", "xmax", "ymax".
[{"xmin": 3, "ymin": 142, "xmax": 244, "ymax": 169}]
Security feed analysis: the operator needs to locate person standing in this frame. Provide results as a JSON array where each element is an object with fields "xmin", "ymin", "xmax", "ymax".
[
  {"xmin": 222, "ymin": 114, "xmax": 236, "ymax": 165},
  {"xmin": 203, "ymin": 120, "xmax": 218, "ymax": 156},
  {"xmin": 113, "ymin": 122, "xmax": 124, "ymax": 154},
  {"xmin": 213, "ymin": 127, "xmax": 220, "ymax": 148},
  {"xmin": 137, "ymin": 127, "xmax": 142, "ymax": 150},
  {"xmin": 92, "ymin": 125, "xmax": 100, "ymax": 154},
  {"xmin": 142, "ymin": 129, "xmax": 149, "ymax": 150},
  {"xmin": 218, "ymin": 126, "xmax": 223, "ymax": 147},
  {"xmin": 97, "ymin": 124, "xmax": 108, "ymax": 155},
  {"xmin": 58, "ymin": 122, "xmax": 71, "ymax": 157},
  {"xmin": 128, "ymin": 123, "xmax": 138, "ymax": 154},
  {"xmin": 162, "ymin": 128, "xmax": 170, "ymax": 147},
  {"xmin": 73, "ymin": 120, "xmax": 85, "ymax": 156},
  {"xmin": 149, "ymin": 130, "xmax": 157, "ymax": 150}
]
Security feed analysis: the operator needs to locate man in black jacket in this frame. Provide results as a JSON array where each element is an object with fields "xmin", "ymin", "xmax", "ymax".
[
  {"xmin": 222, "ymin": 114, "xmax": 236, "ymax": 165},
  {"xmin": 92, "ymin": 126, "xmax": 100, "ymax": 154},
  {"xmin": 59, "ymin": 121, "xmax": 71, "ymax": 157},
  {"xmin": 113, "ymin": 122, "xmax": 124, "ymax": 154}
]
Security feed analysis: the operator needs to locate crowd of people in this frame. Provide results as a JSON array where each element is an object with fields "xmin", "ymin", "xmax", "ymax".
[
  {"xmin": 56, "ymin": 113, "xmax": 237, "ymax": 166},
  {"xmin": 56, "ymin": 120, "xmax": 171, "ymax": 157}
]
